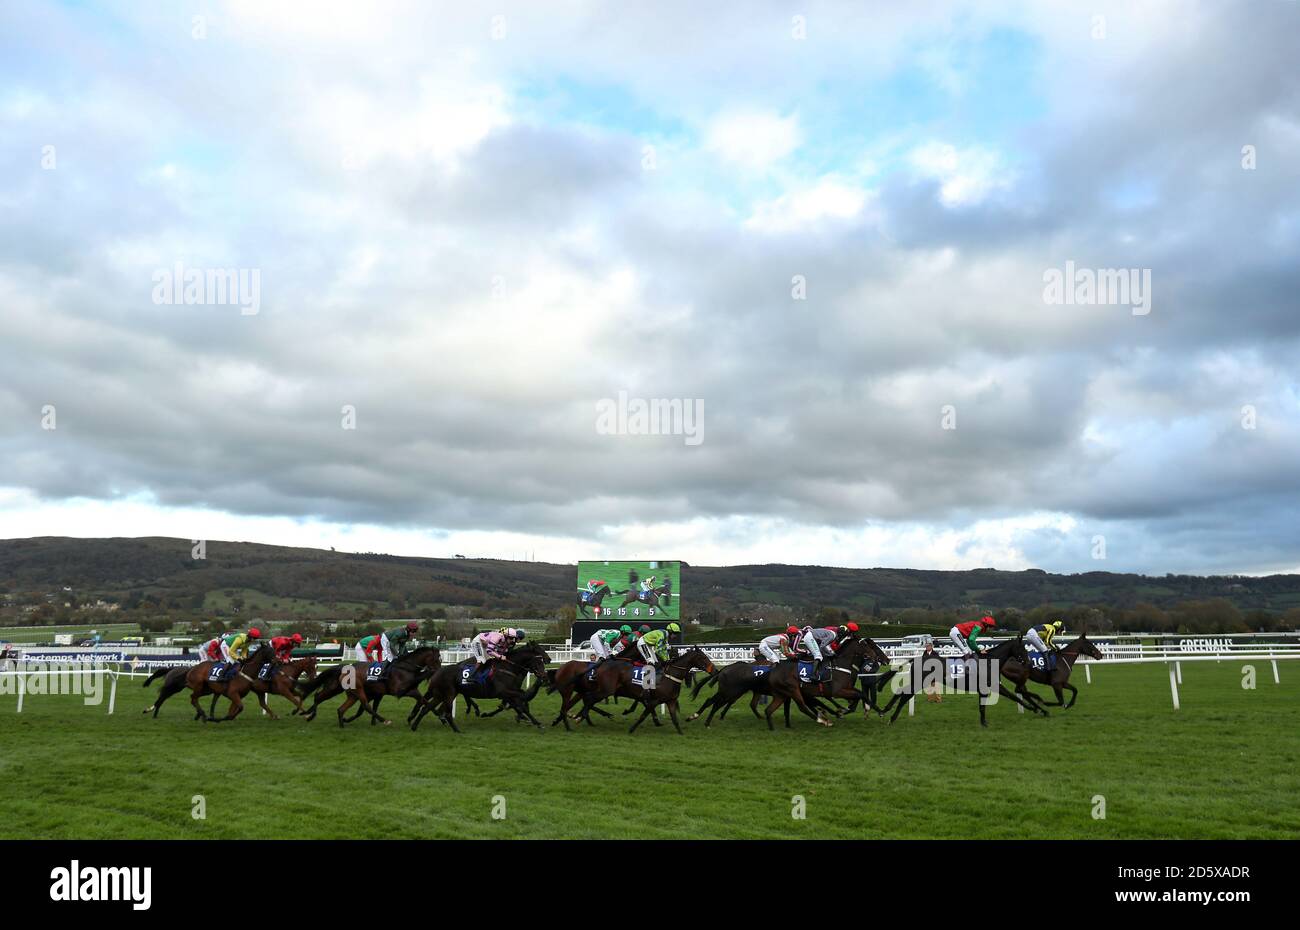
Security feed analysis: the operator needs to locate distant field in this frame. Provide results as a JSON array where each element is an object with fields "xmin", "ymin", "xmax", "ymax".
[{"xmin": 1, "ymin": 661, "xmax": 1296, "ymax": 839}]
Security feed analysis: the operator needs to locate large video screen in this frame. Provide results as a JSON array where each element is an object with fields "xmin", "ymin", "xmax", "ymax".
[{"xmin": 575, "ymin": 560, "xmax": 680, "ymax": 622}]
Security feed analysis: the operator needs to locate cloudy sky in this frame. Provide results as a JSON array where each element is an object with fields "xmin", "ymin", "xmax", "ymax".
[{"xmin": 2, "ymin": 1, "xmax": 1298, "ymax": 574}]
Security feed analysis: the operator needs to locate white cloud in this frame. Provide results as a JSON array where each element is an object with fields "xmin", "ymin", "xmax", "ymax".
[
  {"xmin": 703, "ymin": 110, "xmax": 800, "ymax": 173},
  {"xmin": 908, "ymin": 141, "xmax": 1009, "ymax": 207}
]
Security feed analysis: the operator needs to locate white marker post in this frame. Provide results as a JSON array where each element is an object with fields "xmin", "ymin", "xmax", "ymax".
[
  {"xmin": 16, "ymin": 669, "xmax": 24, "ymax": 714},
  {"xmin": 908, "ymin": 695, "xmax": 915, "ymax": 717},
  {"xmin": 1175, "ymin": 661, "xmax": 1182, "ymax": 685},
  {"xmin": 1084, "ymin": 663, "xmax": 1092, "ymax": 684},
  {"xmin": 107, "ymin": 668, "xmax": 118, "ymax": 715},
  {"xmin": 1272, "ymin": 660, "xmax": 1280, "ymax": 685},
  {"xmin": 1168, "ymin": 664, "xmax": 1180, "ymax": 711}
]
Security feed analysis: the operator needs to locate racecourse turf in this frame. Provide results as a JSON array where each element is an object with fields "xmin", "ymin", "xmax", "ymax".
[{"xmin": 1, "ymin": 660, "xmax": 1297, "ymax": 839}]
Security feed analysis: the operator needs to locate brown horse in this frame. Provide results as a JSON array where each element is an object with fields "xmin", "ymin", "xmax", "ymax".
[
  {"xmin": 546, "ymin": 656, "xmax": 633, "ymax": 729},
  {"xmin": 999, "ymin": 632, "xmax": 1103, "ymax": 711},
  {"xmin": 207, "ymin": 655, "xmax": 318, "ymax": 719},
  {"xmin": 297, "ymin": 647, "xmax": 442, "ymax": 727},
  {"xmin": 182, "ymin": 643, "xmax": 275, "ymax": 723},
  {"xmin": 409, "ymin": 644, "xmax": 549, "ymax": 733},
  {"xmin": 560, "ymin": 647, "xmax": 714, "ymax": 734},
  {"xmin": 763, "ymin": 637, "xmax": 890, "ymax": 730},
  {"xmin": 878, "ymin": 635, "xmax": 1043, "ymax": 727}
]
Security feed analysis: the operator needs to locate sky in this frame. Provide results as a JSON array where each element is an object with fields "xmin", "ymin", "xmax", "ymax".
[{"xmin": 1, "ymin": 1, "xmax": 1299, "ymax": 574}]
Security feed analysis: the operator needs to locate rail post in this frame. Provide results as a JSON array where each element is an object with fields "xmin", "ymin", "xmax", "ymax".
[
  {"xmin": 1084, "ymin": 663, "xmax": 1091, "ymax": 684},
  {"xmin": 16, "ymin": 665, "xmax": 24, "ymax": 714},
  {"xmin": 1168, "ymin": 663, "xmax": 1180, "ymax": 711}
]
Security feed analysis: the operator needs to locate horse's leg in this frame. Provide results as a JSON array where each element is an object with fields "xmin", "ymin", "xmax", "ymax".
[
  {"xmin": 209, "ymin": 694, "xmax": 220, "ymax": 718},
  {"xmin": 764, "ymin": 694, "xmax": 785, "ymax": 731},
  {"xmin": 747, "ymin": 692, "xmax": 762, "ymax": 719},
  {"xmin": 1060, "ymin": 681, "xmax": 1077, "ymax": 708},
  {"xmin": 257, "ymin": 689, "xmax": 278, "ymax": 719},
  {"xmin": 666, "ymin": 699, "xmax": 684, "ymax": 734},
  {"xmin": 337, "ymin": 693, "xmax": 357, "ymax": 727},
  {"xmin": 367, "ymin": 695, "xmax": 384, "ymax": 725},
  {"xmin": 190, "ymin": 688, "xmax": 210, "ymax": 722},
  {"xmin": 628, "ymin": 703, "xmax": 654, "ymax": 733},
  {"xmin": 221, "ymin": 689, "xmax": 245, "ymax": 722},
  {"xmin": 888, "ymin": 690, "xmax": 910, "ymax": 723},
  {"xmin": 550, "ymin": 687, "xmax": 574, "ymax": 730}
]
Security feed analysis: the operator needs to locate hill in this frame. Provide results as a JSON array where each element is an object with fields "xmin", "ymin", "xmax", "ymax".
[{"xmin": 3, "ymin": 538, "xmax": 1300, "ymax": 635}]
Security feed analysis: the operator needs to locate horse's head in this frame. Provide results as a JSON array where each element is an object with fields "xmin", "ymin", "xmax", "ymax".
[
  {"xmin": 406, "ymin": 646, "xmax": 442, "ymax": 670},
  {"xmin": 298, "ymin": 656, "xmax": 318, "ymax": 677},
  {"xmin": 849, "ymin": 636, "xmax": 891, "ymax": 670},
  {"xmin": 509, "ymin": 643, "xmax": 549, "ymax": 676},
  {"xmin": 249, "ymin": 643, "xmax": 274, "ymax": 667},
  {"xmin": 1008, "ymin": 633, "xmax": 1029, "ymax": 664},
  {"xmin": 1076, "ymin": 632, "xmax": 1104, "ymax": 661},
  {"xmin": 674, "ymin": 646, "xmax": 715, "ymax": 675}
]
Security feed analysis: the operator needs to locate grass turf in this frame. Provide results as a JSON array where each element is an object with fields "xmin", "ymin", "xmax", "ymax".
[{"xmin": 1, "ymin": 660, "xmax": 1296, "ymax": 839}]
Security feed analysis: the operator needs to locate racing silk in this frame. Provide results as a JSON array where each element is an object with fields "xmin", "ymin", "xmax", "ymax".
[
  {"xmin": 223, "ymin": 632, "xmax": 251, "ymax": 661},
  {"xmin": 1034, "ymin": 623, "xmax": 1060, "ymax": 648},
  {"xmin": 475, "ymin": 630, "xmax": 509, "ymax": 660},
  {"xmin": 955, "ymin": 619, "xmax": 990, "ymax": 649},
  {"xmin": 201, "ymin": 638, "xmax": 222, "ymax": 661},
  {"xmin": 639, "ymin": 578, "xmax": 655, "ymax": 592},
  {"xmin": 596, "ymin": 629, "xmax": 623, "ymax": 647},
  {"xmin": 270, "ymin": 636, "xmax": 296, "ymax": 662},
  {"xmin": 822, "ymin": 626, "xmax": 851, "ymax": 654},
  {"xmin": 758, "ymin": 633, "xmax": 792, "ymax": 662},
  {"xmin": 640, "ymin": 629, "xmax": 671, "ymax": 662},
  {"xmin": 359, "ymin": 634, "xmax": 383, "ymax": 661},
  {"xmin": 384, "ymin": 626, "xmax": 414, "ymax": 654}
]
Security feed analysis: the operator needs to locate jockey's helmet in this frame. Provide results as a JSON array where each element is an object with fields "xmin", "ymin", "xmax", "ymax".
[{"xmin": 248, "ymin": 627, "xmax": 262, "ymax": 639}]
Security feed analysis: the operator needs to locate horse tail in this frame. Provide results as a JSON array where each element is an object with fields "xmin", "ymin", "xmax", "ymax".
[
  {"xmin": 297, "ymin": 665, "xmax": 337, "ymax": 696},
  {"xmin": 691, "ymin": 668, "xmax": 721, "ymax": 700},
  {"xmin": 142, "ymin": 668, "xmax": 168, "ymax": 687}
]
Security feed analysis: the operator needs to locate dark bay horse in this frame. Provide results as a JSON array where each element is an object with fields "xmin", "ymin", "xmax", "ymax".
[
  {"xmin": 182, "ymin": 643, "xmax": 275, "ymax": 722},
  {"xmin": 206, "ymin": 655, "xmax": 318, "ymax": 719},
  {"xmin": 563, "ymin": 647, "xmax": 715, "ymax": 734},
  {"xmin": 409, "ymin": 643, "xmax": 549, "ymax": 732},
  {"xmin": 296, "ymin": 647, "xmax": 441, "ymax": 727},
  {"xmin": 614, "ymin": 579, "xmax": 672, "ymax": 612},
  {"xmin": 878, "ymin": 635, "xmax": 1043, "ymax": 727},
  {"xmin": 764, "ymin": 637, "xmax": 890, "ymax": 730},
  {"xmin": 999, "ymin": 632, "xmax": 1103, "ymax": 711},
  {"xmin": 577, "ymin": 583, "xmax": 613, "ymax": 619}
]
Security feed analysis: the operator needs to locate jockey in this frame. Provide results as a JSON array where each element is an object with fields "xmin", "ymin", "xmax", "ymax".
[
  {"xmin": 381, "ymin": 621, "xmax": 419, "ymax": 663},
  {"xmin": 199, "ymin": 636, "xmax": 224, "ymax": 663},
  {"xmin": 796, "ymin": 625, "xmax": 838, "ymax": 676},
  {"xmin": 582, "ymin": 578, "xmax": 606, "ymax": 597},
  {"xmin": 950, "ymin": 616, "xmax": 997, "ymax": 657},
  {"xmin": 221, "ymin": 627, "xmax": 261, "ymax": 664},
  {"xmin": 470, "ymin": 629, "xmax": 508, "ymax": 672},
  {"xmin": 356, "ymin": 633, "xmax": 383, "ymax": 663},
  {"xmin": 637, "ymin": 623, "xmax": 680, "ymax": 666},
  {"xmin": 270, "ymin": 632, "xmax": 302, "ymax": 663},
  {"xmin": 589, "ymin": 627, "xmax": 621, "ymax": 662},
  {"xmin": 610, "ymin": 624, "xmax": 638, "ymax": 658},
  {"xmin": 827, "ymin": 622, "xmax": 860, "ymax": 654},
  {"xmin": 639, "ymin": 575, "xmax": 656, "ymax": 595},
  {"xmin": 1025, "ymin": 620, "xmax": 1063, "ymax": 656},
  {"xmin": 758, "ymin": 629, "xmax": 796, "ymax": 664}
]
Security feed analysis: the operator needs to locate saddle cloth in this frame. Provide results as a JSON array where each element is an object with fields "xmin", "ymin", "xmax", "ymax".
[
  {"xmin": 1028, "ymin": 650, "xmax": 1058, "ymax": 671},
  {"xmin": 460, "ymin": 664, "xmax": 493, "ymax": 686},
  {"xmin": 365, "ymin": 662, "xmax": 386, "ymax": 682},
  {"xmin": 796, "ymin": 661, "xmax": 830, "ymax": 683}
]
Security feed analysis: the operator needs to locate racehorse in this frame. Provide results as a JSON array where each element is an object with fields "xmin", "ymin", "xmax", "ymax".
[
  {"xmin": 999, "ymin": 632, "xmax": 1103, "ymax": 711},
  {"xmin": 560, "ymin": 646, "xmax": 715, "ymax": 734},
  {"xmin": 576, "ymin": 583, "xmax": 613, "ymax": 619},
  {"xmin": 181, "ymin": 643, "xmax": 275, "ymax": 723},
  {"xmin": 296, "ymin": 646, "xmax": 442, "ymax": 727},
  {"xmin": 614, "ymin": 578, "xmax": 672, "ymax": 612},
  {"xmin": 142, "ymin": 665, "xmax": 200, "ymax": 718},
  {"xmin": 203, "ymin": 655, "xmax": 318, "ymax": 720},
  {"xmin": 409, "ymin": 643, "xmax": 550, "ymax": 732},
  {"xmin": 545, "ymin": 654, "xmax": 640, "ymax": 729},
  {"xmin": 763, "ymin": 637, "xmax": 891, "ymax": 730},
  {"xmin": 878, "ymin": 635, "xmax": 1043, "ymax": 727}
]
